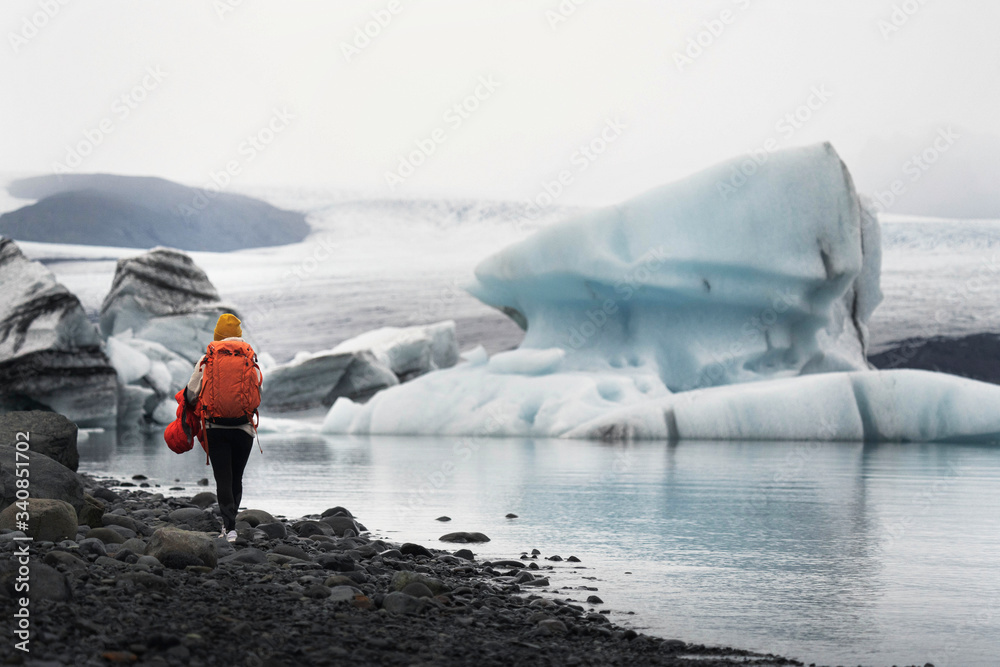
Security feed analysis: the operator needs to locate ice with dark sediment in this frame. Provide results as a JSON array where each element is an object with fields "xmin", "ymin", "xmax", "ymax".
[
  {"xmin": 261, "ymin": 322, "xmax": 459, "ymax": 412},
  {"xmin": 0, "ymin": 237, "xmax": 117, "ymax": 427}
]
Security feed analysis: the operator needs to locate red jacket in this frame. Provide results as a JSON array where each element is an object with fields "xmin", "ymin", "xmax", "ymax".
[{"xmin": 163, "ymin": 389, "xmax": 208, "ymax": 461}]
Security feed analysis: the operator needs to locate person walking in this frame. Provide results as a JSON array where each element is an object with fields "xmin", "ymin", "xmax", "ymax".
[{"xmin": 185, "ymin": 313, "xmax": 263, "ymax": 542}]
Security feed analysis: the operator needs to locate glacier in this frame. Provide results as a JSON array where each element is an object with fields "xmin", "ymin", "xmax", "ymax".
[{"xmin": 323, "ymin": 143, "xmax": 1000, "ymax": 443}]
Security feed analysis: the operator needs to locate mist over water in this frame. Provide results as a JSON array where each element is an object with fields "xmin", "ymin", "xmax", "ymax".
[{"xmin": 81, "ymin": 431, "xmax": 1000, "ymax": 667}]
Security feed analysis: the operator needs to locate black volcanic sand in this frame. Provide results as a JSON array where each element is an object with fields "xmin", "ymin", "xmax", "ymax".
[{"xmin": 0, "ymin": 477, "xmax": 825, "ymax": 667}]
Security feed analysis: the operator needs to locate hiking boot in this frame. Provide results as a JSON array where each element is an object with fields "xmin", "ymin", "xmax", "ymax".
[{"xmin": 226, "ymin": 530, "xmax": 237, "ymax": 543}]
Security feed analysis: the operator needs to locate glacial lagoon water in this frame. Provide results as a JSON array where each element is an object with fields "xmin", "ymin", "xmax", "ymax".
[{"xmin": 79, "ymin": 431, "xmax": 1000, "ymax": 667}]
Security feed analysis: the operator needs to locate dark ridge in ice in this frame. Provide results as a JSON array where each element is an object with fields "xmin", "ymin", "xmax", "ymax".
[
  {"xmin": 101, "ymin": 248, "xmax": 221, "ymax": 331},
  {"xmin": 869, "ymin": 333, "xmax": 1000, "ymax": 385},
  {"xmin": 1, "ymin": 173, "xmax": 310, "ymax": 251}
]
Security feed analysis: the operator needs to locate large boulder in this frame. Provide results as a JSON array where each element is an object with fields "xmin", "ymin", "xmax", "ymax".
[
  {"xmin": 145, "ymin": 527, "xmax": 218, "ymax": 569},
  {"xmin": 0, "ymin": 498, "xmax": 77, "ymax": 542},
  {"xmin": 0, "ymin": 411, "xmax": 79, "ymax": 471},
  {"xmin": 0, "ymin": 238, "xmax": 117, "ymax": 427},
  {"xmin": 0, "ymin": 445, "xmax": 85, "ymax": 513}
]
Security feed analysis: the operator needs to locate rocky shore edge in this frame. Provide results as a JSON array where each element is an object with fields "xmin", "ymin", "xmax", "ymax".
[{"xmin": 0, "ymin": 474, "xmax": 807, "ymax": 667}]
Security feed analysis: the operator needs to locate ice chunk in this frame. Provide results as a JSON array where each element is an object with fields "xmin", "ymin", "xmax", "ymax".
[
  {"xmin": 105, "ymin": 336, "xmax": 152, "ymax": 385},
  {"xmin": 260, "ymin": 349, "xmax": 398, "ymax": 412},
  {"xmin": 322, "ymin": 144, "xmax": 1000, "ymax": 444},
  {"xmin": 468, "ymin": 142, "xmax": 880, "ymax": 390},
  {"xmin": 0, "ymin": 237, "xmax": 117, "ymax": 426},
  {"xmin": 330, "ymin": 321, "xmax": 459, "ymax": 378}
]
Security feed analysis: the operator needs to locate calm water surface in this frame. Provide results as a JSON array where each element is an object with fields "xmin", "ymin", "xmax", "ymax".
[{"xmin": 79, "ymin": 432, "xmax": 1000, "ymax": 667}]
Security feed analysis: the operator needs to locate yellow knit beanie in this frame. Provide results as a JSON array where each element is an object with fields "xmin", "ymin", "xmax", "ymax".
[{"xmin": 214, "ymin": 313, "xmax": 242, "ymax": 341}]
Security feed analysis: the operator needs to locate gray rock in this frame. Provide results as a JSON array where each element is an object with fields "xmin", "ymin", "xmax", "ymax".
[
  {"xmin": 189, "ymin": 491, "xmax": 217, "ymax": 509},
  {"xmin": 85, "ymin": 526, "xmax": 126, "ymax": 545},
  {"xmin": 42, "ymin": 550, "xmax": 88, "ymax": 571},
  {"xmin": 136, "ymin": 555, "xmax": 162, "ymax": 569},
  {"xmin": 145, "ymin": 527, "xmax": 217, "ymax": 569},
  {"xmin": 121, "ymin": 537, "xmax": 147, "ymax": 554},
  {"xmin": 219, "ymin": 547, "xmax": 267, "ymax": 565},
  {"xmin": 587, "ymin": 595, "xmax": 604, "ymax": 604},
  {"xmin": 320, "ymin": 515, "xmax": 361, "ymax": 537},
  {"xmin": 537, "ymin": 619, "xmax": 568, "ymax": 635},
  {"xmin": 454, "ymin": 549, "xmax": 475, "ymax": 561},
  {"xmin": 0, "ymin": 498, "xmax": 77, "ymax": 542},
  {"xmin": 77, "ymin": 537, "xmax": 107, "ymax": 558},
  {"xmin": 257, "ymin": 521, "xmax": 287, "ymax": 540},
  {"xmin": 390, "ymin": 570, "xmax": 449, "ymax": 595},
  {"xmin": 439, "ymin": 531, "xmax": 490, "ymax": 543},
  {"xmin": 103, "ymin": 513, "xmax": 150, "ymax": 536},
  {"xmin": 294, "ymin": 520, "xmax": 334, "ymax": 538},
  {"xmin": 105, "ymin": 524, "xmax": 137, "ymax": 541},
  {"xmin": 381, "ymin": 591, "xmax": 425, "ymax": 615},
  {"xmin": 400, "ymin": 543, "xmax": 434, "ymax": 558},
  {"xmin": 236, "ymin": 509, "xmax": 274, "ymax": 527},
  {"xmin": 315, "ymin": 553, "xmax": 355, "ymax": 572},
  {"xmin": 0, "ymin": 411, "xmax": 79, "ymax": 471},
  {"xmin": 270, "ymin": 544, "xmax": 311, "ymax": 562},
  {"xmin": 521, "ymin": 576, "xmax": 550, "ymax": 587},
  {"xmin": 302, "ymin": 584, "xmax": 331, "ymax": 599},
  {"xmin": 167, "ymin": 507, "xmax": 220, "ymax": 533},
  {"xmin": 91, "ymin": 487, "xmax": 120, "ymax": 503},
  {"xmin": 329, "ymin": 585, "xmax": 361, "ymax": 603},
  {"xmin": 0, "ymin": 445, "xmax": 86, "ymax": 513},
  {"xmin": 320, "ymin": 506, "xmax": 354, "ymax": 518},
  {"xmin": 401, "ymin": 582, "xmax": 435, "ymax": 599},
  {"xmin": 78, "ymin": 494, "xmax": 105, "ymax": 528},
  {"xmin": 28, "ymin": 562, "xmax": 72, "ymax": 602}
]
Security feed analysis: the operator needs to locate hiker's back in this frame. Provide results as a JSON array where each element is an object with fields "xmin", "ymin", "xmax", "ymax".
[{"xmin": 199, "ymin": 339, "xmax": 262, "ymax": 422}]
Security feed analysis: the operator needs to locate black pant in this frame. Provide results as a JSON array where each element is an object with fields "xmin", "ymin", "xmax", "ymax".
[{"xmin": 207, "ymin": 428, "xmax": 253, "ymax": 532}]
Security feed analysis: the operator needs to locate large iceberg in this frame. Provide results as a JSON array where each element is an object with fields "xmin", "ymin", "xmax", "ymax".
[{"xmin": 323, "ymin": 144, "xmax": 1000, "ymax": 443}]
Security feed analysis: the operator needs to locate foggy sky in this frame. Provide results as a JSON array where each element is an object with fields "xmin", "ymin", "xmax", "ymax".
[{"xmin": 3, "ymin": 0, "xmax": 998, "ymax": 208}]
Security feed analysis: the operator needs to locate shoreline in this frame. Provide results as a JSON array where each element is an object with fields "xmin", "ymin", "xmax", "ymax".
[{"xmin": 0, "ymin": 473, "xmax": 812, "ymax": 667}]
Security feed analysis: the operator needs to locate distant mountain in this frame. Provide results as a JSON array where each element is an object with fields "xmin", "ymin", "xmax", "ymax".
[
  {"xmin": 850, "ymin": 128, "xmax": 1000, "ymax": 220},
  {"xmin": 0, "ymin": 173, "xmax": 310, "ymax": 251}
]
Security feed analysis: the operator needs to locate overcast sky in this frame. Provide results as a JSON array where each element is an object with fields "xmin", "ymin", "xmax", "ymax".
[{"xmin": 2, "ymin": 0, "xmax": 998, "ymax": 206}]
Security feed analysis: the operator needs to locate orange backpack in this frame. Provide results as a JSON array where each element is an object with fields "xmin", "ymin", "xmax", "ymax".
[{"xmin": 197, "ymin": 340, "xmax": 262, "ymax": 428}]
